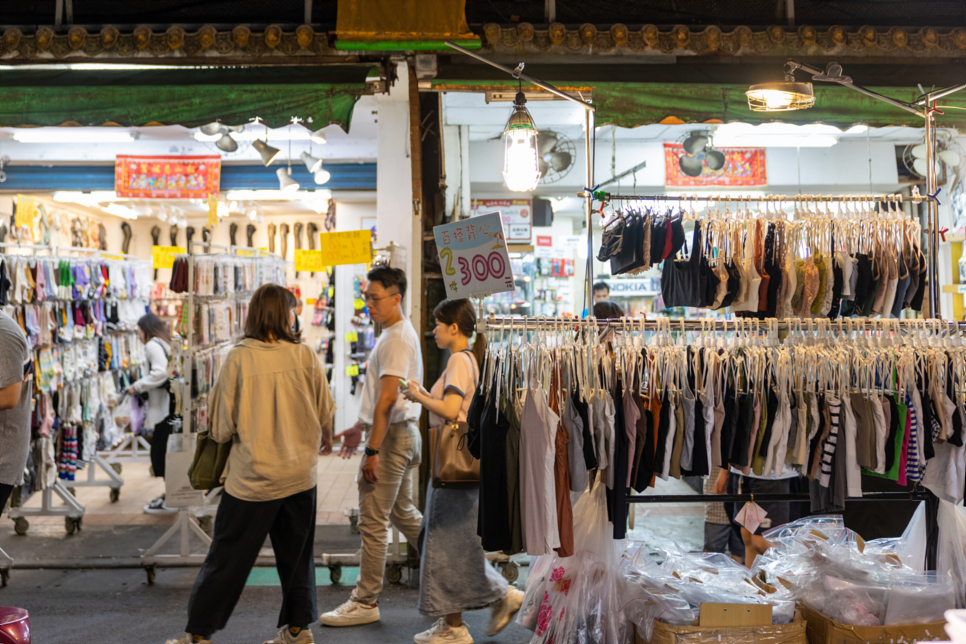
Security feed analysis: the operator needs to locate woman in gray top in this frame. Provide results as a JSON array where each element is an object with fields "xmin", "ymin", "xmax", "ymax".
[{"xmin": 0, "ymin": 310, "xmax": 31, "ymax": 513}]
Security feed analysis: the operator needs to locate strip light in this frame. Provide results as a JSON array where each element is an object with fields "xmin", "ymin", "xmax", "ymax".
[{"xmin": 14, "ymin": 130, "xmax": 135, "ymax": 143}]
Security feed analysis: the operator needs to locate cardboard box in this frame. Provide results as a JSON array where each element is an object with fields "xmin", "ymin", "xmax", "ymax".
[
  {"xmin": 799, "ymin": 604, "xmax": 945, "ymax": 644},
  {"xmin": 636, "ymin": 609, "xmax": 807, "ymax": 644}
]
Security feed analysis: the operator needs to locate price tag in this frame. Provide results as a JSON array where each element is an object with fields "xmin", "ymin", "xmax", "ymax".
[
  {"xmin": 353, "ymin": 298, "xmax": 365, "ymax": 309},
  {"xmin": 346, "ymin": 364, "xmax": 360, "ymax": 376},
  {"xmin": 345, "ymin": 331, "xmax": 359, "ymax": 342},
  {"xmin": 15, "ymin": 195, "xmax": 35, "ymax": 229},
  {"xmin": 318, "ymin": 230, "xmax": 372, "ymax": 266},
  {"xmin": 208, "ymin": 194, "xmax": 218, "ymax": 227},
  {"xmin": 306, "ymin": 298, "xmax": 317, "ymax": 306},
  {"xmin": 101, "ymin": 253, "xmax": 125, "ymax": 261},
  {"xmin": 433, "ymin": 212, "xmax": 515, "ymax": 299},
  {"xmin": 235, "ymin": 249, "xmax": 255, "ymax": 257},
  {"xmin": 152, "ymin": 245, "xmax": 185, "ymax": 269},
  {"xmin": 294, "ymin": 249, "xmax": 325, "ymax": 273},
  {"xmin": 328, "ymin": 287, "xmax": 334, "ymax": 297}
]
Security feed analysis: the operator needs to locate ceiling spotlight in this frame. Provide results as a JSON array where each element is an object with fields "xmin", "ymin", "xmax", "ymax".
[
  {"xmin": 256, "ymin": 214, "xmax": 265, "ymax": 223},
  {"xmin": 248, "ymin": 209, "xmax": 257, "ymax": 221},
  {"xmin": 314, "ymin": 168, "xmax": 331, "ymax": 185},
  {"xmin": 229, "ymin": 200, "xmax": 238, "ymax": 212},
  {"xmin": 253, "ymin": 139, "xmax": 281, "ymax": 166},
  {"xmin": 157, "ymin": 210, "xmax": 167, "ymax": 222},
  {"xmin": 746, "ymin": 79, "xmax": 815, "ymax": 112},
  {"xmin": 301, "ymin": 151, "xmax": 323, "ymax": 174},
  {"xmin": 200, "ymin": 122, "xmax": 224, "ymax": 136},
  {"xmin": 277, "ymin": 167, "xmax": 300, "ymax": 192},
  {"xmin": 216, "ymin": 133, "xmax": 239, "ymax": 152},
  {"xmin": 310, "ymin": 130, "xmax": 327, "ymax": 144},
  {"xmin": 177, "ymin": 218, "xmax": 188, "ymax": 229}
]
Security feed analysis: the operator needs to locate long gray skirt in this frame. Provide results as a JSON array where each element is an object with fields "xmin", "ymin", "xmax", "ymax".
[{"xmin": 417, "ymin": 485, "xmax": 508, "ymax": 616}]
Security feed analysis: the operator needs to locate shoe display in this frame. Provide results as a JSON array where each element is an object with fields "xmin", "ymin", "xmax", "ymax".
[
  {"xmin": 486, "ymin": 586, "xmax": 525, "ymax": 637},
  {"xmin": 170, "ymin": 225, "xmax": 179, "ymax": 247},
  {"xmin": 307, "ymin": 223, "xmax": 319, "ymax": 276},
  {"xmin": 294, "ymin": 222, "xmax": 304, "ymax": 276},
  {"xmin": 186, "ymin": 226, "xmax": 195, "ymax": 247},
  {"xmin": 121, "ymin": 222, "xmax": 132, "ymax": 255},
  {"xmin": 144, "ymin": 494, "xmax": 178, "ymax": 515},
  {"xmin": 229, "ymin": 223, "xmax": 238, "ymax": 248},
  {"xmin": 319, "ymin": 598, "xmax": 380, "ymax": 627},
  {"xmin": 267, "ymin": 223, "xmax": 277, "ymax": 254},
  {"xmin": 279, "ymin": 223, "xmax": 290, "ymax": 260},
  {"xmin": 99, "ymin": 222, "xmax": 108, "ymax": 250},
  {"xmin": 247, "ymin": 224, "xmax": 256, "ymax": 248},
  {"xmin": 163, "ymin": 633, "xmax": 211, "ymax": 644},
  {"xmin": 414, "ymin": 619, "xmax": 474, "ymax": 644},
  {"xmin": 263, "ymin": 627, "xmax": 315, "ymax": 644}
]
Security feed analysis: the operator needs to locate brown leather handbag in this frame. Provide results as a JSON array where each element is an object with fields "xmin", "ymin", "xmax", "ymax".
[{"xmin": 430, "ymin": 421, "xmax": 479, "ymax": 489}]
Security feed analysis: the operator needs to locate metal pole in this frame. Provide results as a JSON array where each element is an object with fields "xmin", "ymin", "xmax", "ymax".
[
  {"xmin": 925, "ymin": 98, "xmax": 942, "ymax": 319},
  {"xmin": 585, "ymin": 107, "xmax": 594, "ymax": 317}
]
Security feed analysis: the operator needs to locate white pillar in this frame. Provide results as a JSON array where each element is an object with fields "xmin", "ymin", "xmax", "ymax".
[{"xmin": 376, "ymin": 62, "xmax": 418, "ymax": 317}]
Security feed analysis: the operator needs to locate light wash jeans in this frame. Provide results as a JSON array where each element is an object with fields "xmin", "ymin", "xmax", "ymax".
[{"xmin": 351, "ymin": 420, "xmax": 423, "ymax": 604}]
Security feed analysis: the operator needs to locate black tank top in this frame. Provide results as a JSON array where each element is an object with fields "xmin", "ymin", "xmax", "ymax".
[{"xmin": 661, "ymin": 222, "xmax": 707, "ymax": 308}]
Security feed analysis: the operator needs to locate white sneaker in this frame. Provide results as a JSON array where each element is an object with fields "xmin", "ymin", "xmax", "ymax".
[
  {"xmin": 414, "ymin": 619, "xmax": 474, "ymax": 644},
  {"xmin": 319, "ymin": 598, "xmax": 380, "ymax": 626},
  {"xmin": 163, "ymin": 634, "xmax": 211, "ymax": 644},
  {"xmin": 263, "ymin": 627, "xmax": 315, "ymax": 644},
  {"xmin": 144, "ymin": 494, "xmax": 178, "ymax": 515},
  {"xmin": 486, "ymin": 586, "xmax": 525, "ymax": 636}
]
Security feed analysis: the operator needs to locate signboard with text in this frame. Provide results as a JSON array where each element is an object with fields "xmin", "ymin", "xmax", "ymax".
[
  {"xmin": 152, "ymin": 245, "xmax": 186, "ymax": 270},
  {"xmin": 115, "ymin": 155, "xmax": 221, "ymax": 199},
  {"xmin": 434, "ymin": 212, "xmax": 515, "ymax": 299},
  {"xmin": 470, "ymin": 199, "xmax": 531, "ymax": 242}
]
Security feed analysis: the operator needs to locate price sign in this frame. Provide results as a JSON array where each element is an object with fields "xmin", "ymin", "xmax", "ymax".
[
  {"xmin": 306, "ymin": 298, "xmax": 317, "ymax": 306},
  {"xmin": 319, "ymin": 230, "xmax": 372, "ymax": 266},
  {"xmin": 15, "ymin": 195, "xmax": 35, "ymax": 229},
  {"xmin": 328, "ymin": 287, "xmax": 334, "ymax": 297},
  {"xmin": 294, "ymin": 249, "xmax": 325, "ymax": 273},
  {"xmin": 345, "ymin": 332, "xmax": 359, "ymax": 342},
  {"xmin": 353, "ymin": 298, "xmax": 365, "ymax": 309},
  {"xmin": 101, "ymin": 253, "xmax": 125, "ymax": 261},
  {"xmin": 434, "ymin": 212, "xmax": 515, "ymax": 299},
  {"xmin": 346, "ymin": 364, "xmax": 360, "ymax": 376},
  {"xmin": 152, "ymin": 245, "xmax": 185, "ymax": 269}
]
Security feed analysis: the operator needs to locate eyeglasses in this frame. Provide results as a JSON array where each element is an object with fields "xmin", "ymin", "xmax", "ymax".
[{"xmin": 363, "ymin": 292, "xmax": 398, "ymax": 304}]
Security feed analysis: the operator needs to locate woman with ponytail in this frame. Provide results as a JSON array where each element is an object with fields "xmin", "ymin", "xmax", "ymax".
[{"xmin": 401, "ymin": 299, "xmax": 522, "ymax": 644}]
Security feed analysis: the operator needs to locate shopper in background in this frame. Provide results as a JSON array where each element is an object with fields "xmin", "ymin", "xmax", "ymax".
[
  {"xmin": 286, "ymin": 290, "xmax": 303, "ymax": 335},
  {"xmin": 0, "ymin": 310, "xmax": 32, "ymax": 514},
  {"xmin": 714, "ymin": 467, "xmax": 794, "ymax": 568},
  {"xmin": 128, "ymin": 313, "xmax": 176, "ymax": 515},
  {"xmin": 593, "ymin": 281, "xmax": 610, "ymax": 303},
  {"xmin": 701, "ymin": 477, "xmax": 745, "ymax": 565},
  {"xmin": 164, "ymin": 283, "xmax": 335, "ymax": 644},
  {"xmin": 321, "ymin": 266, "xmax": 424, "ymax": 627},
  {"xmin": 400, "ymin": 299, "xmax": 523, "ymax": 644}
]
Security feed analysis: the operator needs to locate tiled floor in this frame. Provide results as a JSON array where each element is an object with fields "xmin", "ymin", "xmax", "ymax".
[{"xmin": 18, "ymin": 453, "xmax": 363, "ymax": 526}]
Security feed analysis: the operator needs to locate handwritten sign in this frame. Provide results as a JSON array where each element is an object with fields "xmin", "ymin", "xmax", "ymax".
[
  {"xmin": 345, "ymin": 332, "xmax": 359, "ymax": 342},
  {"xmin": 306, "ymin": 298, "xmax": 317, "ymax": 306},
  {"xmin": 15, "ymin": 195, "xmax": 34, "ymax": 228},
  {"xmin": 433, "ymin": 212, "xmax": 515, "ymax": 299},
  {"xmin": 101, "ymin": 253, "xmax": 125, "ymax": 261},
  {"xmin": 294, "ymin": 249, "xmax": 325, "ymax": 273},
  {"xmin": 319, "ymin": 230, "xmax": 372, "ymax": 266},
  {"xmin": 346, "ymin": 364, "xmax": 360, "ymax": 376},
  {"xmin": 235, "ymin": 247, "xmax": 268, "ymax": 258},
  {"xmin": 152, "ymin": 245, "xmax": 185, "ymax": 270},
  {"xmin": 353, "ymin": 298, "xmax": 365, "ymax": 309}
]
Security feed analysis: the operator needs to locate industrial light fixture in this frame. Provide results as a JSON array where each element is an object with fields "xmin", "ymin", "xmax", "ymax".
[
  {"xmin": 314, "ymin": 167, "xmax": 331, "ymax": 185},
  {"xmin": 253, "ymin": 139, "xmax": 280, "ymax": 166},
  {"xmin": 216, "ymin": 133, "xmax": 239, "ymax": 152},
  {"xmin": 276, "ymin": 168, "xmax": 300, "ymax": 192},
  {"xmin": 300, "ymin": 151, "xmax": 323, "ymax": 173},
  {"xmin": 104, "ymin": 204, "xmax": 139, "ymax": 220},
  {"xmin": 310, "ymin": 130, "xmax": 327, "ymax": 144},
  {"xmin": 503, "ymin": 90, "xmax": 541, "ymax": 192},
  {"xmin": 746, "ymin": 77, "xmax": 815, "ymax": 112}
]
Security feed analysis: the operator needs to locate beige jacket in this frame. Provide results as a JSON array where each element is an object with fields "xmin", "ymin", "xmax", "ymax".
[{"xmin": 209, "ymin": 338, "xmax": 335, "ymax": 502}]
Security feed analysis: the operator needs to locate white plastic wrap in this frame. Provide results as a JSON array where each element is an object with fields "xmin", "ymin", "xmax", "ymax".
[{"xmin": 937, "ymin": 500, "xmax": 966, "ymax": 609}]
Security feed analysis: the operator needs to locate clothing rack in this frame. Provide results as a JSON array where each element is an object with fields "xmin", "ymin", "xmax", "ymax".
[
  {"xmin": 577, "ymin": 190, "xmax": 941, "ymax": 320},
  {"xmin": 481, "ymin": 314, "xmax": 949, "ymax": 567}
]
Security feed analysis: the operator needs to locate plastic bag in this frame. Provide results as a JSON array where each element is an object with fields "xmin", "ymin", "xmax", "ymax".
[
  {"xmin": 883, "ymin": 571, "xmax": 955, "ymax": 625},
  {"xmin": 892, "ymin": 501, "xmax": 927, "ymax": 571}
]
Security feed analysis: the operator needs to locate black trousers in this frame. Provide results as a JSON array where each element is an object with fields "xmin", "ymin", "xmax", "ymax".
[
  {"xmin": 185, "ymin": 486, "xmax": 318, "ymax": 637},
  {"xmin": 150, "ymin": 419, "xmax": 174, "ymax": 478},
  {"xmin": 0, "ymin": 484, "xmax": 12, "ymax": 513}
]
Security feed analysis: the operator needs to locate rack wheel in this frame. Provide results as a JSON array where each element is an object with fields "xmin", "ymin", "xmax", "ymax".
[
  {"xmin": 501, "ymin": 561, "xmax": 519, "ymax": 582},
  {"xmin": 329, "ymin": 564, "xmax": 342, "ymax": 584},
  {"xmin": 13, "ymin": 517, "xmax": 28, "ymax": 536},
  {"xmin": 111, "ymin": 463, "xmax": 122, "ymax": 474},
  {"xmin": 110, "ymin": 488, "xmax": 120, "ymax": 503},
  {"xmin": 65, "ymin": 516, "xmax": 82, "ymax": 535},
  {"xmin": 387, "ymin": 563, "xmax": 402, "ymax": 584},
  {"xmin": 0, "ymin": 569, "xmax": 8, "ymax": 587},
  {"xmin": 145, "ymin": 565, "xmax": 156, "ymax": 585},
  {"xmin": 198, "ymin": 516, "xmax": 212, "ymax": 535},
  {"xmin": 349, "ymin": 514, "xmax": 360, "ymax": 535}
]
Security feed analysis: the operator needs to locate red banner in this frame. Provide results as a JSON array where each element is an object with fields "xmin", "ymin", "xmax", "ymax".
[
  {"xmin": 115, "ymin": 155, "xmax": 221, "ymax": 198},
  {"xmin": 664, "ymin": 144, "xmax": 767, "ymax": 188}
]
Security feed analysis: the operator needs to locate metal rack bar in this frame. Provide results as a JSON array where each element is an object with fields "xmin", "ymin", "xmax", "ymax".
[
  {"xmin": 627, "ymin": 492, "xmax": 930, "ymax": 503},
  {"xmin": 481, "ymin": 316, "xmax": 966, "ymax": 331},
  {"xmin": 581, "ymin": 192, "xmax": 934, "ymax": 203}
]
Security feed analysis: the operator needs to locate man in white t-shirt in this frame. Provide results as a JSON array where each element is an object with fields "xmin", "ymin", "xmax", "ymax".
[{"xmin": 322, "ymin": 267, "xmax": 424, "ymax": 627}]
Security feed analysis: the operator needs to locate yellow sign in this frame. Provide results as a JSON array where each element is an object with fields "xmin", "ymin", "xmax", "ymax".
[
  {"xmin": 345, "ymin": 332, "xmax": 359, "ymax": 342},
  {"xmin": 208, "ymin": 195, "xmax": 218, "ymax": 227},
  {"xmin": 235, "ymin": 246, "xmax": 268, "ymax": 258},
  {"xmin": 306, "ymin": 298, "xmax": 317, "ymax": 306},
  {"xmin": 101, "ymin": 253, "xmax": 125, "ymax": 261},
  {"xmin": 353, "ymin": 298, "xmax": 365, "ymax": 310},
  {"xmin": 152, "ymin": 245, "xmax": 185, "ymax": 270},
  {"xmin": 318, "ymin": 230, "xmax": 372, "ymax": 266},
  {"xmin": 294, "ymin": 249, "xmax": 325, "ymax": 273},
  {"xmin": 328, "ymin": 287, "xmax": 334, "ymax": 297},
  {"xmin": 346, "ymin": 364, "xmax": 360, "ymax": 376},
  {"xmin": 15, "ymin": 195, "xmax": 34, "ymax": 228}
]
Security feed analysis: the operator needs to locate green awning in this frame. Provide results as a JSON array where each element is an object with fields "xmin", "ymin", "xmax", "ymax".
[
  {"xmin": 0, "ymin": 67, "xmax": 371, "ymax": 131},
  {"xmin": 432, "ymin": 79, "xmax": 966, "ymax": 130}
]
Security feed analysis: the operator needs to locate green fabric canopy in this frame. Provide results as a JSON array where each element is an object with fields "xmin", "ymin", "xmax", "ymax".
[
  {"xmin": 432, "ymin": 79, "xmax": 966, "ymax": 130},
  {"xmin": 0, "ymin": 67, "xmax": 370, "ymax": 131}
]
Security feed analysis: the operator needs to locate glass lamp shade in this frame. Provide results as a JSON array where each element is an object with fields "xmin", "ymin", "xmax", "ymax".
[
  {"xmin": 502, "ymin": 96, "xmax": 541, "ymax": 192},
  {"xmin": 746, "ymin": 82, "xmax": 815, "ymax": 112}
]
